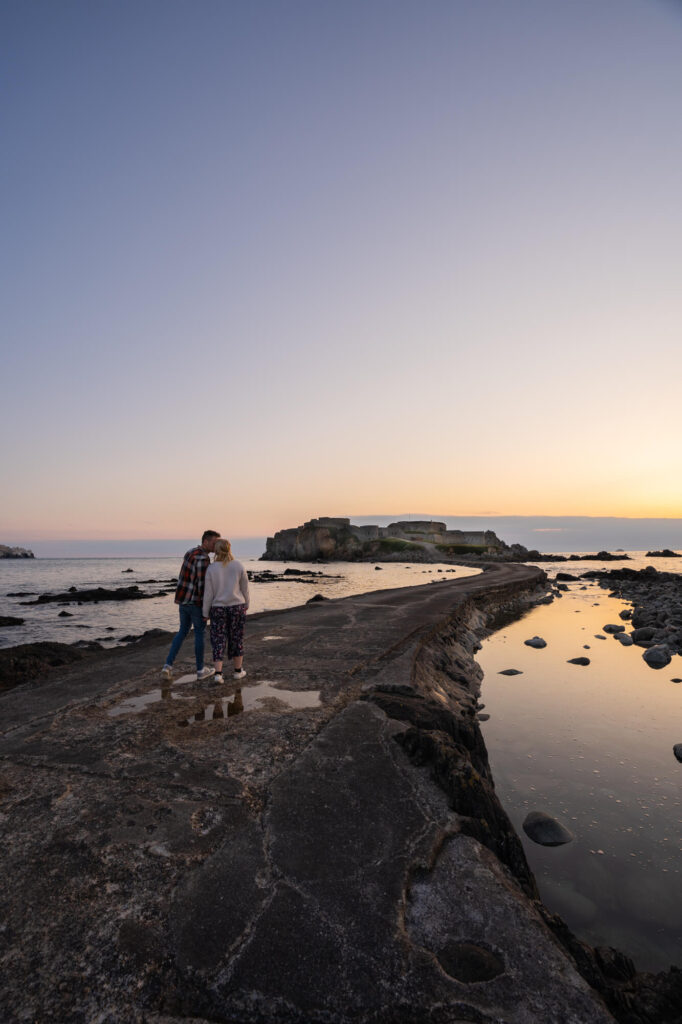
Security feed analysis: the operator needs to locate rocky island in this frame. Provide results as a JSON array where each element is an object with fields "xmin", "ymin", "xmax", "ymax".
[
  {"xmin": 0, "ymin": 544, "xmax": 34, "ymax": 559},
  {"xmin": 0, "ymin": 564, "xmax": 680, "ymax": 1022},
  {"xmin": 263, "ymin": 517, "xmax": 526, "ymax": 562}
]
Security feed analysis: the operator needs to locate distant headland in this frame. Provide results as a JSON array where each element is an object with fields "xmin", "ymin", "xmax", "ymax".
[{"xmin": 0, "ymin": 545, "xmax": 34, "ymax": 559}]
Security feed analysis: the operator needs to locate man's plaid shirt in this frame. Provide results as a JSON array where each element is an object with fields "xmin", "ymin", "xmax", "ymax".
[{"xmin": 174, "ymin": 546, "xmax": 210, "ymax": 606}]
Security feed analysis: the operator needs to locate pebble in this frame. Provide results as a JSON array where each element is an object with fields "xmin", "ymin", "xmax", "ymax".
[
  {"xmin": 499, "ymin": 669, "xmax": 523, "ymax": 675},
  {"xmin": 567, "ymin": 657, "xmax": 590, "ymax": 666},
  {"xmin": 524, "ymin": 636, "xmax": 547, "ymax": 649}
]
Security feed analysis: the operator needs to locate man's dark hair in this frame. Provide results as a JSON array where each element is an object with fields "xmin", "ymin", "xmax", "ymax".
[{"xmin": 202, "ymin": 530, "xmax": 220, "ymax": 543}]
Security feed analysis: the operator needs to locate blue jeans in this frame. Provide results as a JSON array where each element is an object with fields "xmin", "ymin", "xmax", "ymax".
[{"xmin": 165, "ymin": 603, "xmax": 205, "ymax": 670}]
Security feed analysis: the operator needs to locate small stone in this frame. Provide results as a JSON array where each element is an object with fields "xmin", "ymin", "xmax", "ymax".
[
  {"xmin": 522, "ymin": 811, "xmax": 574, "ymax": 847},
  {"xmin": 673, "ymin": 744, "xmax": 682, "ymax": 763},
  {"xmin": 594, "ymin": 634, "xmax": 606, "ymax": 640},
  {"xmin": 306, "ymin": 594, "xmax": 328, "ymax": 604},
  {"xmin": 567, "ymin": 657, "xmax": 590, "ymax": 666},
  {"xmin": 499, "ymin": 669, "xmax": 523, "ymax": 676},
  {"xmin": 603, "ymin": 624, "xmax": 625, "ymax": 634},
  {"xmin": 524, "ymin": 636, "xmax": 547, "ymax": 649}
]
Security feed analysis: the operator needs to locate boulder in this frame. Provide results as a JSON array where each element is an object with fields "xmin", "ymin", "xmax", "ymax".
[
  {"xmin": 643, "ymin": 646, "xmax": 671, "ymax": 669},
  {"xmin": 617, "ymin": 634, "xmax": 634, "ymax": 646},
  {"xmin": 0, "ymin": 616, "xmax": 24, "ymax": 627},
  {"xmin": 522, "ymin": 811, "xmax": 574, "ymax": 847},
  {"xmin": 603, "ymin": 624, "xmax": 625, "ymax": 634},
  {"xmin": 631, "ymin": 627, "xmax": 657, "ymax": 642}
]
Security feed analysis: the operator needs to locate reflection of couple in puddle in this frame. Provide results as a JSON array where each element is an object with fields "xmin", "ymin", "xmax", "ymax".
[
  {"xmin": 213, "ymin": 688, "xmax": 244, "ymax": 719},
  {"xmin": 178, "ymin": 687, "xmax": 244, "ymax": 725}
]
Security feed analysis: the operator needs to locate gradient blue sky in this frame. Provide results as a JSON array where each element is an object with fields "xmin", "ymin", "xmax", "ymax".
[{"xmin": 3, "ymin": 0, "xmax": 681, "ymax": 544}]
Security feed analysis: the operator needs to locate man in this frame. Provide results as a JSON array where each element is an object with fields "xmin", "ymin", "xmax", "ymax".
[{"xmin": 161, "ymin": 530, "xmax": 220, "ymax": 680}]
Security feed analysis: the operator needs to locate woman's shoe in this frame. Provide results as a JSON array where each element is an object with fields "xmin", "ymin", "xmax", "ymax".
[{"xmin": 233, "ymin": 668, "xmax": 247, "ymax": 680}]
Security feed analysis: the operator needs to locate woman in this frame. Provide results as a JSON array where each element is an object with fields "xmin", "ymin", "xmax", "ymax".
[{"xmin": 202, "ymin": 538, "xmax": 250, "ymax": 683}]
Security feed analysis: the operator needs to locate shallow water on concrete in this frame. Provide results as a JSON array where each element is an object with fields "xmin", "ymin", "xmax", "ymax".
[
  {"xmin": 181, "ymin": 681, "xmax": 321, "ymax": 725},
  {"xmin": 108, "ymin": 676, "xmax": 321, "ymax": 721},
  {"xmin": 477, "ymin": 576, "xmax": 682, "ymax": 972}
]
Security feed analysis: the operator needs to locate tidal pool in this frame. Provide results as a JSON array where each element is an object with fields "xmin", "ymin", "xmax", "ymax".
[{"xmin": 477, "ymin": 579, "xmax": 682, "ymax": 972}]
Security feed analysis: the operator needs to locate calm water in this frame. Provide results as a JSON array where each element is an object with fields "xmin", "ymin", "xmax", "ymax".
[
  {"xmin": 0, "ymin": 556, "xmax": 478, "ymax": 649},
  {"xmin": 477, "ymin": 553, "xmax": 682, "ymax": 973}
]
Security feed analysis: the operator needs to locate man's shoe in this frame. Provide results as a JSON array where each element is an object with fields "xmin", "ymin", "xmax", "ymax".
[
  {"xmin": 196, "ymin": 667, "xmax": 215, "ymax": 681},
  {"xmin": 233, "ymin": 668, "xmax": 247, "ymax": 680},
  {"xmin": 160, "ymin": 665, "xmax": 173, "ymax": 680}
]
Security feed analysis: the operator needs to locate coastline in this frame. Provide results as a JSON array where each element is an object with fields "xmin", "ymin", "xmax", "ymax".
[{"xmin": 0, "ymin": 565, "xmax": 680, "ymax": 1021}]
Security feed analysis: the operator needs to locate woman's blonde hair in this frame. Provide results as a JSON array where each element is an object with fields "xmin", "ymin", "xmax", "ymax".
[{"xmin": 213, "ymin": 538, "xmax": 234, "ymax": 563}]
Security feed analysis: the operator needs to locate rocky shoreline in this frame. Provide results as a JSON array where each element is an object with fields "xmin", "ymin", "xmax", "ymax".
[
  {"xmin": 0, "ymin": 566, "xmax": 680, "ymax": 1022},
  {"xmin": 578, "ymin": 566, "xmax": 682, "ymax": 665}
]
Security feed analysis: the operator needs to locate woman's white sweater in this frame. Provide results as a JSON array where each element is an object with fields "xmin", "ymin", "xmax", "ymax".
[{"xmin": 202, "ymin": 559, "xmax": 250, "ymax": 617}]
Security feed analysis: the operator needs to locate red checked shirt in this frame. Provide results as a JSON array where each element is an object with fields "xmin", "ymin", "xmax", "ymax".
[{"xmin": 174, "ymin": 546, "xmax": 210, "ymax": 606}]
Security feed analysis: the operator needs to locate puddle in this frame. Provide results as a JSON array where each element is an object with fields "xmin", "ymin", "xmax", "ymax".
[
  {"xmin": 181, "ymin": 680, "xmax": 321, "ymax": 726},
  {"xmin": 108, "ymin": 687, "xmax": 193, "ymax": 717}
]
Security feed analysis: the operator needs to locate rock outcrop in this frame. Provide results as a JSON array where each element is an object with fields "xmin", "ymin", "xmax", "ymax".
[
  {"xmin": 0, "ymin": 544, "xmax": 34, "ymax": 559},
  {"xmin": 263, "ymin": 517, "xmax": 508, "ymax": 562}
]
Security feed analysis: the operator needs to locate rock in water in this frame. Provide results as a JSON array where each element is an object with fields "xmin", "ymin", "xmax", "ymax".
[
  {"xmin": 524, "ymin": 636, "xmax": 547, "ymax": 649},
  {"xmin": 673, "ymin": 744, "xmax": 682, "ymax": 763},
  {"xmin": 0, "ymin": 616, "xmax": 24, "ymax": 627},
  {"xmin": 499, "ymin": 669, "xmax": 523, "ymax": 676},
  {"xmin": 643, "ymin": 645, "xmax": 671, "ymax": 669},
  {"xmin": 522, "ymin": 811, "xmax": 574, "ymax": 847},
  {"xmin": 306, "ymin": 593, "xmax": 328, "ymax": 604},
  {"xmin": 603, "ymin": 624, "xmax": 625, "ymax": 634},
  {"xmin": 567, "ymin": 657, "xmax": 590, "ymax": 666},
  {"xmin": 617, "ymin": 633, "xmax": 634, "ymax": 646}
]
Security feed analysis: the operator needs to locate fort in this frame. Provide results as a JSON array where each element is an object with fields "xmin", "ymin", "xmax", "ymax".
[{"xmin": 262, "ymin": 516, "xmax": 515, "ymax": 562}]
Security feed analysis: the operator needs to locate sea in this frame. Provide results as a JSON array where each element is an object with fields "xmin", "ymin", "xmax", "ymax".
[
  {"xmin": 0, "ymin": 556, "xmax": 480, "ymax": 650},
  {"xmin": 1, "ymin": 551, "xmax": 681, "ymax": 973}
]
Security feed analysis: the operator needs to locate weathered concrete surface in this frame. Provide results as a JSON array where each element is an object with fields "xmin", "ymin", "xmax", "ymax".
[{"xmin": 0, "ymin": 565, "xmax": 679, "ymax": 1023}]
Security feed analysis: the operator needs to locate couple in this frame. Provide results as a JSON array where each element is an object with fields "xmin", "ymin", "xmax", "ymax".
[{"xmin": 160, "ymin": 529, "xmax": 250, "ymax": 685}]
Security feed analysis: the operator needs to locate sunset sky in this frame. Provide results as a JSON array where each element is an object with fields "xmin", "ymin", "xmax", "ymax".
[{"xmin": 2, "ymin": 0, "xmax": 681, "ymax": 545}]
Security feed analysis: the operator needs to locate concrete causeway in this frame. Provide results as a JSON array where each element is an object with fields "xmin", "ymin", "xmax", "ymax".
[{"xmin": 0, "ymin": 563, "xmax": 678, "ymax": 1023}]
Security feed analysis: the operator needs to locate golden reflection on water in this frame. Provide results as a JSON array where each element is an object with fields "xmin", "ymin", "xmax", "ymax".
[{"xmin": 477, "ymin": 580, "xmax": 682, "ymax": 972}]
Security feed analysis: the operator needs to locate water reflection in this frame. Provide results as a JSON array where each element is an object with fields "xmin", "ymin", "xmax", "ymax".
[
  {"xmin": 181, "ymin": 680, "xmax": 320, "ymax": 726},
  {"xmin": 477, "ymin": 580, "xmax": 682, "ymax": 971}
]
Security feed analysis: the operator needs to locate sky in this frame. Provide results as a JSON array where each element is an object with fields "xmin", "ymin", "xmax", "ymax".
[{"xmin": 2, "ymin": 0, "xmax": 682, "ymax": 547}]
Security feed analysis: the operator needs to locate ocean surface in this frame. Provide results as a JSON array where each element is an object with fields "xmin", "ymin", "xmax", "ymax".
[
  {"xmin": 477, "ymin": 552, "xmax": 682, "ymax": 973},
  {"xmin": 2, "ymin": 551, "xmax": 681, "ymax": 972},
  {"xmin": 0, "ymin": 556, "xmax": 479, "ymax": 650}
]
